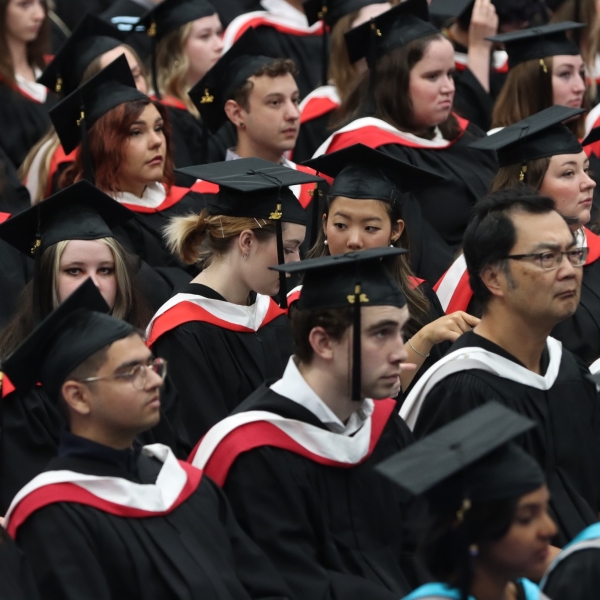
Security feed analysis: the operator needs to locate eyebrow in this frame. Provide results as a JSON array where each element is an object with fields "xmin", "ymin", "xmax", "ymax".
[
  {"xmin": 529, "ymin": 238, "xmax": 577, "ymax": 252},
  {"xmin": 284, "ymin": 238, "xmax": 303, "ymax": 246},
  {"xmin": 61, "ymin": 260, "xmax": 114, "ymax": 266},
  {"xmin": 114, "ymin": 354, "xmax": 153, "ymax": 372},
  {"xmin": 332, "ymin": 211, "xmax": 383, "ymax": 222},
  {"xmin": 366, "ymin": 319, "xmax": 399, "ymax": 333}
]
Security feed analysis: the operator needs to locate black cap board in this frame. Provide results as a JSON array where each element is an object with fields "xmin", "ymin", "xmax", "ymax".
[
  {"xmin": 304, "ymin": 0, "xmax": 388, "ymax": 28},
  {"xmin": 486, "ymin": 22, "xmax": 583, "ymax": 69},
  {"xmin": 376, "ymin": 402, "xmax": 545, "ymax": 506},
  {"xmin": 138, "ymin": 0, "xmax": 216, "ymax": 98},
  {"xmin": 469, "ymin": 105, "xmax": 584, "ymax": 167},
  {"xmin": 273, "ymin": 247, "xmax": 407, "ymax": 400},
  {"xmin": 177, "ymin": 159, "xmax": 324, "ymax": 308},
  {"xmin": 0, "ymin": 181, "xmax": 133, "ymax": 258},
  {"xmin": 138, "ymin": 0, "xmax": 216, "ymax": 42},
  {"xmin": 344, "ymin": 0, "xmax": 437, "ymax": 64},
  {"xmin": 38, "ymin": 13, "xmax": 127, "ymax": 96},
  {"xmin": 188, "ymin": 28, "xmax": 276, "ymax": 135},
  {"xmin": 1, "ymin": 278, "xmax": 134, "ymax": 400},
  {"xmin": 304, "ymin": 143, "xmax": 445, "ymax": 203},
  {"xmin": 429, "ymin": 0, "xmax": 474, "ymax": 19}
]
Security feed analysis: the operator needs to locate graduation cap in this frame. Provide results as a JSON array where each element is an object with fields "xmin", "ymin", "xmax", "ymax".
[
  {"xmin": 304, "ymin": 143, "xmax": 445, "ymax": 203},
  {"xmin": 429, "ymin": 0, "xmax": 474, "ymax": 20},
  {"xmin": 376, "ymin": 402, "xmax": 545, "ymax": 509},
  {"xmin": 470, "ymin": 105, "xmax": 584, "ymax": 178},
  {"xmin": 38, "ymin": 13, "xmax": 127, "ymax": 96},
  {"xmin": 138, "ymin": 0, "xmax": 217, "ymax": 98},
  {"xmin": 272, "ymin": 247, "xmax": 407, "ymax": 400},
  {"xmin": 1, "ymin": 278, "xmax": 134, "ymax": 400},
  {"xmin": 177, "ymin": 158, "xmax": 324, "ymax": 307},
  {"xmin": 304, "ymin": 0, "xmax": 389, "ymax": 85},
  {"xmin": 49, "ymin": 54, "xmax": 147, "ymax": 181},
  {"xmin": 486, "ymin": 22, "xmax": 584, "ymax": 69},
  {"xmin": 0, "ymin": 180, "xmax": 133, "ymax": 258},
  {"xmin": 344, "ymin": 0, "xmax": 437, "ymax": 65},
  {"xmin": 188, "ymin": 29, "xmax": 275, "ymax": 135}
]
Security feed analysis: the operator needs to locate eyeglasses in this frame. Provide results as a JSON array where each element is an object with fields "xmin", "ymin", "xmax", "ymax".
[
  {"xmin": 505, "ymin": 247, "xmax": 588, "ymax": 271},
  {"xmin": 77, "ymin": 358, "xmax": 168, "ymax": 390}
]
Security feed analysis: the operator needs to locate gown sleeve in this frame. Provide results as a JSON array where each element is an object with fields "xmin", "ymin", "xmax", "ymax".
[
  {"xmin": 542, "ymin": 549, "xmax": 600, "ymax": 599},
  {"xmin": 452, "ymin": 68, "xmax": 495, "ymax": 132},
  {"xmin": 224, "ymin": 448, "xmax": 401, "ymax": 600},
  {"xmin": 0, "ymin": 531, "xmax": 41, "ymax": 600}
]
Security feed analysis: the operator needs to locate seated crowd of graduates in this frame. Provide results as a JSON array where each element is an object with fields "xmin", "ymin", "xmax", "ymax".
[{"xmin": 2, "ymin": 0, "xmax": 600, "ymax": 598}]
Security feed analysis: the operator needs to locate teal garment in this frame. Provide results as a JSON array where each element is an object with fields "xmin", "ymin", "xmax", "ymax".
[
  {"xmin": 403, "ymin": 579, "xmax": 543, "ymax": 600},
  {"xmin": 565, "ymin": 521, "xmax": 600, "ymax": 547}
]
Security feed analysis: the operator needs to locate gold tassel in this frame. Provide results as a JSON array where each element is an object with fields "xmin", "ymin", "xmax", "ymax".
[
  {"xmin": 519, "ymin": 164, "xmax": 528, "ymax": 182},
  {"xmin": 539, "ymin": 59, "xmax": 548, "ymax": 74}
]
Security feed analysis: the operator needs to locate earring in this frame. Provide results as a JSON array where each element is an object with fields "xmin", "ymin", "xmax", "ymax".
[
  {"xmin": 239, "ymin": 122, "xmax": 244, "ymax": 128},
  {"xmin": 469, "ymin": 544, "xmax": 479, "ymax": 558},
  {"xmin": 324, "ymin": 239, "xmax": 328, "ymax": 246},
  {"xmin": 242, "ymin": 253, "xmax": 248, "ymax": 260}
]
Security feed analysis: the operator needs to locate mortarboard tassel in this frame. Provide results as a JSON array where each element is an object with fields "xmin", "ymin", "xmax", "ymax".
[
  {"xmin": 351, "ymin": 282, "xmax": 362, "ymax": 402},
  {"xmin": 308, "ymin": 182, "xmax": 322, "ymax": 248},
  {"xmin": 78, "ymin": 106, "xmax": 96, "ymax": 185},
  {"xmin": 147, "ymin": 21, "xmax": 161, "ymax": 100},
  {"xmin": 319, "ymin": 4, "xmax": 329, "ymax": 87}
]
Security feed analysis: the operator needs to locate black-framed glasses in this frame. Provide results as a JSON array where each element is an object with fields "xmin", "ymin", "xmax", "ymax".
[
  {"xmin": 505, "ymin": 247, "xmax": 588, "ymax": 271},
  {"xmin": 77, "ymin": 358, "xmax": 168, "ymax": 390}
]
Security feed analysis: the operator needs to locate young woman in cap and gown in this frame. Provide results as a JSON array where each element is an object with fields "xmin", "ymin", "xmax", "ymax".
[
  {"xmin": 52, "ymin": 55, "xmax": 212, "ymax": 302},
  {"xmin": 314, "ymin": 0, "xmax": 498, "ymax": 282},
  {"xmin": 0, "ymin": 0, "xmax": 55, "ymax": 170},
  {"xmin": 302, "ymin": 143, "xmax": 479, "ymax": 398},
  {"xmin": 292, "ymin": 0, "xmax": 391, "ymax": 163},
  {"xmin": 146, "ymin": 159, "xmax": 322, "ymax": 444},
  {"xmin": 0, "ymin": 182, "xmax": 190, "ymax": 514},
  {"xmin": 436, "ymin": 106, "xmax": 600, "ymax": 366},
  {"xmin": 137, "ymin": 0, "xmax": 224, "ymax": 168},
  {"xmin": 379, "ymin": 403, "xmax": 555, "ymax": 600},
  {"xmin": 20, "ymin": 13, "xmax": 149, "ymax": 203}
]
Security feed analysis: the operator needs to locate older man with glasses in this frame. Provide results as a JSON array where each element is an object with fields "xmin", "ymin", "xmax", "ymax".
[{"xmin": 400, "ymin": 187, "xmax": 600, "ymax": 554}]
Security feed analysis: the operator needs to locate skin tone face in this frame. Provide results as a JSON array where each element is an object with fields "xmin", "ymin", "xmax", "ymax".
[
  {"xmin": 484, "ymin": 211, "xmax": 582, "ymax": 328},
  {"xmin": 408, "ymin": 38, "xmax": 456, "ymax": 130},
  {"xmin": 538, "ymin": 151, "xmax": 596, "ymax": 230},
  {"xmin": 330, "ymin": 305, "xmax": 410, "ymax": 400},
  {"xmin": 184, "ymin": 14, "xmax": 224, "ymax": 87},
  {"xmin": 226, "ymin": 73, "xmax": 300, "ymax": 163},
  {"xmin": 552, "ymin": 54, "xmax": 586, "ymax": 109},
  {"xmin": 57, "ymin": 240, "xmax": 117, "ymax": 309},
  {"xmin": 99, "ymin": 47, "xmax": 147, "ymax": 94},
  {"xmin": 5, "ymin": 0, "xmax": 44, "ymax": 45},
  {"xmin": 62, "ymin": 334, "xmax": 163, "ymax": 450},
  {"xmin": 324, "ymin": 197, "xmax": 403, "ymax": 255},
  {"xmin": 476, "ymin": 486, "xmax": 557, "ymax": 585},
  {"xmin": 117, "ymin": 103, "xmax": 166, "ymax": 197}
]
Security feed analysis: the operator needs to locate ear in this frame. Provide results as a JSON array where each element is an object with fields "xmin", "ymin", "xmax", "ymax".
[
  {"xmin": 480, "ymin": 263, "xmax": 507, "ymax": 299},
  {"xmin": 322, "ymin": 212, "xmax": 328, "ymax": 235},
  {"xmin": 61, "ymin": 380, "xmax": 93, "ymax": 417},
  {"xmin": 308, "ymin": 326, "xmax": 337, "ymax": 362},
  {"xmin": 224, "ymin": 99, "xmax": 245, "ymax": 129},
  {"xmin": 237, "ymin": 229, "xmax": 255, "ymax": 256},
  {"xmin": 391, "ymin": 218, "xmax": 405, "ymax": 243}
]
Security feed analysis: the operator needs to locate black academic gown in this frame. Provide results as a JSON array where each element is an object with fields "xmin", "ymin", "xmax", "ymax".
[
  {"xmin": 0, "ymin": 378, "xmax": 190, "ymax": 514},
  {"xmin": 294, "ymin": 109, "xmax": 333, "ymax": 163},
  {"xmin": 163, "ymin": 103, "xmax": 205, "ymax": 168},
  {"xmin": 150, "ymin": 283, "xmax": 294, "ymax": 444},
  {"xmin": 214, "ymin": 388, "xmax": 419, "ymax": 600},
  {"xmin": 0, "ymin": 530, "xmax": 41, "ymax": 599},
  {"xmin": 15, "ymin": 433, "xmax": 290, "ymax": 600},
  {"xmin": 414, "ymin": 331, "xmax": 600, "ymax": 547},
  {"xmin": 0, "ymin": 83, "xmax": 55, "ymax": 170}
]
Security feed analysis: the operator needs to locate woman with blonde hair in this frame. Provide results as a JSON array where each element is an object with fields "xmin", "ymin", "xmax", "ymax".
[
  {"xmin": 138, "ymin": 0, "xmax": 223, "ymax": 166},
  {"xmin": 0, "ymin": 182, "xmax": 188, "ymax": 514},
  {"xmin": 146, "ymin": 159, "xmax": 322, "ymax": 444}
]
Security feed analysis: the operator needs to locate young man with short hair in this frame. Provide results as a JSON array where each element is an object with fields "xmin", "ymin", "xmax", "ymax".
[
  {"xmin": 402, "ymin": 187, "xmax": 600, "ymax": 548},
  {"xmin": 3, "ymin": 279, "xmax": 290, "ymax": 600},
  {"xmin": 191, "ymin": 248, "xmax": 418, "ymax": 600}
]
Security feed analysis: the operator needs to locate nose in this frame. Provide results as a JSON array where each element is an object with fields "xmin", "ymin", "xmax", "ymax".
[
  {"xmin": 574, "ymin": 72, "xmax": 586, "ymax": 93},
  {"xmin": 540, "ymin": 510, "xmax": 558, "ymax": 540},
  {"xmin": 582, "ymin": 171, "xmax": 596, "ymax": 191},
  {"xmin": 145, "ymin": 367, "xmax": 164, "ymax": 390},
  {"xmin": 33, "ymin": 1, "xmax": 45, "ymax": 21},
  {"xmin": 556, "ymin": 253, "xmax": 578, "ymax": 279},
  {"xmin": 149, "ymin": 129, "xmax": 163, "ymax": 148},
  {"xmin": 441, "ymin": 74, "xmax": 455, "ymax": 94},
  {"xmin": 346, "ymin": 229, "xmax": 363, "ymax": 250},
  {"xmin": 214, "ymin": 34, "xmax": 224, "ymax": 54},
  {"xmin": 285, "ymin": 99, "xmax": 300, "ymax": 121},
  {"xmin": 391, "ymin": 336, "xmax": 409, "ymax": 365}
]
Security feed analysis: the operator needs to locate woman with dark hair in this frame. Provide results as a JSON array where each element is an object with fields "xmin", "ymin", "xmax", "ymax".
[
  {"xmin": 137, "ymin": 0, "xmax": 224, "ymax": 167},
  {"xmin": 0, "ymin": 181, "xmax": 188, "ymax": 514},
  {"xmin": 146, "ymin": 159, "xmax": 322, "ymax": 445},
  {"xmin": 52, "ymin": 55, "xmax": 211, "ymax": 297},
  {"xmin": 315, "ymin": 0, "xmax": 497, "ymax": 282},
  {"xmin": 379, "ymin": 403, "xmax": 556, "ymax": 600},
  {"xmin": 435, "ymin": 106, "xmax": 600, "ymax": 366},
  {"xmin": 20, "ymin": 13, "xmax": 149, "ymax": 203},
  {"xmin": 303, "ymin": 144, "xmax": 479, "ymax": 396},
  {"xmin": 292, "ymin": 0, "xmax": 391, "ymax": 162},
  {"xmin": 490, "ymin": 22, "xmax": 589, "ymax": 139},
  {"xmin": 0, "ymin": 0, "xmax": 54, "ymax": 169}
]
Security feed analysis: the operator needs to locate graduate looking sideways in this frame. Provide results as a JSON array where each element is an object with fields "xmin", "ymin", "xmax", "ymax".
[
  {"xmin": 402, "ymin": 186, "xmax": 600, "ymax": 549},
  {"xmin": 191, "ymin": 248, "xmax": 418, "ymax": 599},
  {"xmin": 2, "ymin": 279, "xmax": 292, "ymax": 600}
]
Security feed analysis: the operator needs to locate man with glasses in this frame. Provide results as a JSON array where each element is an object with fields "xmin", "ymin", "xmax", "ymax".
[
  {"xmin": 1, "ymin": 280, "xmax": 290, "ymax": 600},
  {"xmin": 400, "ymin": 188, "xmax": 600, "ymax": 550}
]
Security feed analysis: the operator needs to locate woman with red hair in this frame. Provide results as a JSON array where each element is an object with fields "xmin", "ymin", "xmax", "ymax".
[{"xmin": 53, "ymin": 55, "xmax": 210, "ymax": 297}]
